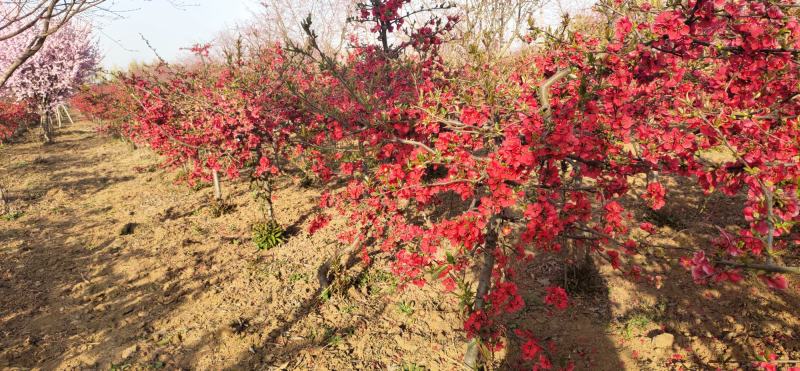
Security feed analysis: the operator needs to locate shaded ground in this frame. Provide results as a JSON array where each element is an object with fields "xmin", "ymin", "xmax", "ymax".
[{"xmin": 0, "ymin": 120, "xmax": 797, "ymax": 370}]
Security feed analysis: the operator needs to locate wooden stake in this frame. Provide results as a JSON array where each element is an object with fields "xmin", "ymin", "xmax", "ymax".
[
  {"xmin": 60, "ymin": 105, "xmax": 74, "ymax": 125},
  {"xmin": 0, "ymin": 186, "xmax": 7, "ymax": 213},
  {"xmin": 56, "ymin": 107, "xmax": 62, "ymax": 128},
  {"xmin": 212, "ymin": 169, "xmax": 222, "ymax": 200},
  {"xmin": 48, "ymin": 113, "xmax": 54, "ymax": 140}
]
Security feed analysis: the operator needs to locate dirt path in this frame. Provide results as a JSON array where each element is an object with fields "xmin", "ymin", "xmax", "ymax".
[
  {"xmin": 0, "ymin": 122, "xmax": 205, "ymax": 369},
  {"xmin": 0, "ymin": 121, "xmax": 472, "ymax": 370},
  {"xmin": 1, "ymin": 121, "xmax": 799, "ymax": 370}
]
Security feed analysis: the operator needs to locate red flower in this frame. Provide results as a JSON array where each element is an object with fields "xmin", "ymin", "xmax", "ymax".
[
  {"xmin": 760, "ymin": 274, "xmax": 789, "ymax": 290},
  {"xmin": 644, "ymin": 182, "xmax": 666, "ymax": 210},
  {"xmin": 544, "ymin": 286, "xmax": 568, "ymax": 310},
  {"xmin": 615, "ymin": 17, "xmax": 633, "ymax": 41},
  {"xmin": 441, "ymin": 276, "xmax": 456, "ymax": 292},
  {"xmin": 307, "ymin": 214, "xmax": 331, "ymax": 234}
]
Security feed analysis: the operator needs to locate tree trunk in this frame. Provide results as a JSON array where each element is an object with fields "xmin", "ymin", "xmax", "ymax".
[
  {"xmin": 464, "ymin": 216, "xmax": 499, "ymax": 368},
  {"xmin": 56, "ymin": 108, "xmax": 62, "ymax": 128},
  {"xmin": 263, "ymin": 177, "xmax": 275, "ymax": 222},
  {"xmin": 47, "ymin": 114, "xmax": 54, "ymax": 141},
  {"xmin": 0, "ymin": 185, "xmax": 7, "ymax": 213},
  {"xmin": 212, "ymin": 169, "xmax": 222, "ymax": 200},
  {"xmin": 40, "ymin": 111, "xmax": 52, "ymax": 144}
]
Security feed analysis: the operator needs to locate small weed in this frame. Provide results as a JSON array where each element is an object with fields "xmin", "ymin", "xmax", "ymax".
[
  {"xmin": 288, "ymin": 272, "xmax": 307, "ymax": 283},
  {"xmin": 191, "ymin": 181, "xmax": 210, "ymax": 192},
  {"xmin": 357, "ymin": 268, "xmax": 397, "ymax": 296},
  {"xmin": 10, "ymin": 160, "xmax": 29, "ymax": 169},
  {"xmin": 398, "ymin": 301, "xmax": 415, "ymax": 316},
  {"xmin": 155, "ymin": 335, "xmax": 171, "ymax": 346},
  {"xmin": 656, "ymin": 301, "xmax": 667, "ymax": 315},
  {"xmin": 191, "ymin": 223, "xmax": 207, "ymax": 235},
  {"xmin": 2, "ymin": 210, "xmax": 24, "ymax": 221},
  {"xmin": 248, "ymin": 258, "xmax": 291, "ymax": 280},
  {"xmin": 318, "ymin": 254, "xmax": 363, "ymax": 301},
  {"xmin": 23, "ymin": 179, "xmax": 40, "ymax": 189},
  {"xmin": 252, "ymin": 220, "xmax": 286, "ymax": 250},
  {"xmin": 319, "ymin": 326, "xmax": 337, "ymax": 344},
  {"xmin": 110, "ymin": 363, "xmax": 132, "ymax": 371},
  {"xmin": 320, "ymin": 326, "xmax": 354, "ymax": 347},
  {"xmin": 622, "ymin": 313, "xmax": 652, "ymax": 338},
  {"xmin": 340, "ymin": 304, "xmax": 357, "ymax": 314},
  {"xmin": 50, "ymin": 205, "xmax": 69, "ymax": 215},
  {"xmin": 327, "ymin": 334, "xmax": 343, "ymax": 346},
  {"xmin": 319, "ymin": 286, "xmax": 332, "ymax": 301}
]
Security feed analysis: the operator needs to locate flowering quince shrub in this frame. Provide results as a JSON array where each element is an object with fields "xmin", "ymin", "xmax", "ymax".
[
  {"xmin": 70, "ymin": 81, "xmax": 137, "ymax": 138},
  {"xmin": 287, "ymin": 0, "xmax": 800, "ymax": 368},
  {"xmin": 118, "ymin": 43, "xmax": 305, "ymax": 223},
  {"xmin": 0, "ymin": 100, "xmax": 35, "ymax": 142},
  {"xmin": 104, "ymin": 0, "xmax": 800, "ymax": 368},
  {"xmin": 588, "ymin": 0, "xmax": 800, "ymax": 289}
]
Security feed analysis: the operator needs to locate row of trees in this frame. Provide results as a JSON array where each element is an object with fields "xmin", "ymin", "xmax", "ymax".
[{"xmin": 72, "ymin": 0, "xmax": 799, "ymax": 368}]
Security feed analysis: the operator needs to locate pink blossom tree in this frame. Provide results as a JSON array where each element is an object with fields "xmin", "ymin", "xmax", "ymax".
[
  {"xmin": 0, "ymin": 1, "xmax": 106, "ymax": 88},
  {"xmin": 0, "ymin": 22, "xmax": 99, "ymax": 143}
]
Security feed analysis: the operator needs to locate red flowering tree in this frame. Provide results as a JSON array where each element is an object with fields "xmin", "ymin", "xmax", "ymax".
[
  {"xmin": 103, "ymin": 0, "xmax": 799, "ymax": 368},
  {"xmin": 121, "ymin": 42, "xmax": 305, "ymax": 240},
  {"xmin": 568, "ymin": 0, "xmax": 800, "ymax": 285},
  {"xmin": 291, "ymin": 0, "xmax": 799, "ymax": 368},
  {"xmin": 71, "ymin": 79, "xmax": 136, "ymax": 139}
]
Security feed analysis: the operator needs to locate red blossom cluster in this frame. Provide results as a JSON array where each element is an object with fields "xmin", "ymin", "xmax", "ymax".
[
  {"xmin": 116, "ymin": 43, "xmax": 306, "ymax": 204},
  {"xmin": 80, "ymin": 0, "xmax": 800, "ymax": 368},
  {"xmin": 0, "ymin": 101, "xmax": 35, "ymax": 142},
  {"xmin": 70, "ymin": 81, "xmax": 136, "ymax": 136},
  {"xmin": 296, "ymin": 0, "xmax": 800, "ymax": 366}
]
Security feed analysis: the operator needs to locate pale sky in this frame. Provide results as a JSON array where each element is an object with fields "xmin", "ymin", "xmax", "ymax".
[
  {"xmin": 96, "ymin": 0, "xmax": 261, "ymax": 69},
  {"xmin": 95, "ymin": 0, "xmax": 594, "ymax": 70}
]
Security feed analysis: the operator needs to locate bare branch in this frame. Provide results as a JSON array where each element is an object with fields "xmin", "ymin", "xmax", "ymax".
[{"xmin": 717, "ymin": 261, "xmax": 800, "ymax": 275}]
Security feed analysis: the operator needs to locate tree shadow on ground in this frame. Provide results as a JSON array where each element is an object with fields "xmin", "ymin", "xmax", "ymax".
[
  {"xmin": 612, "ymin": 177, "xmax": 800, "ymax": 368},
  {"xmin": 218, "ymin": 225, "xmax": 396, "ymax": 369},
  {"xmin": 492, "ymin": 174, "xmax": 800, "ymax": 370},
  {"xmin": 0, "ymin": 123, "xmax": 228, "ymax": 369},
  {"xmin": 0, "ymin": 204, "xmax": 226, "ymax": 369},
  {"xmin": 495, "ymin": 251, "xmax": 623, "ymax": 370}
]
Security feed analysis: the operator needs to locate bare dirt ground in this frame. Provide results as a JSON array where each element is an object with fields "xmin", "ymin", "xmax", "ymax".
[{"xmin": 0, "ymin": 120, "xmax": 798, "ymax": 370}]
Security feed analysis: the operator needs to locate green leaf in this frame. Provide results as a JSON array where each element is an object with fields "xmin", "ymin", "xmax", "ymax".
[{"xmin": 446, "ymin": 251, "xmax": 456, "ymax": 265}]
